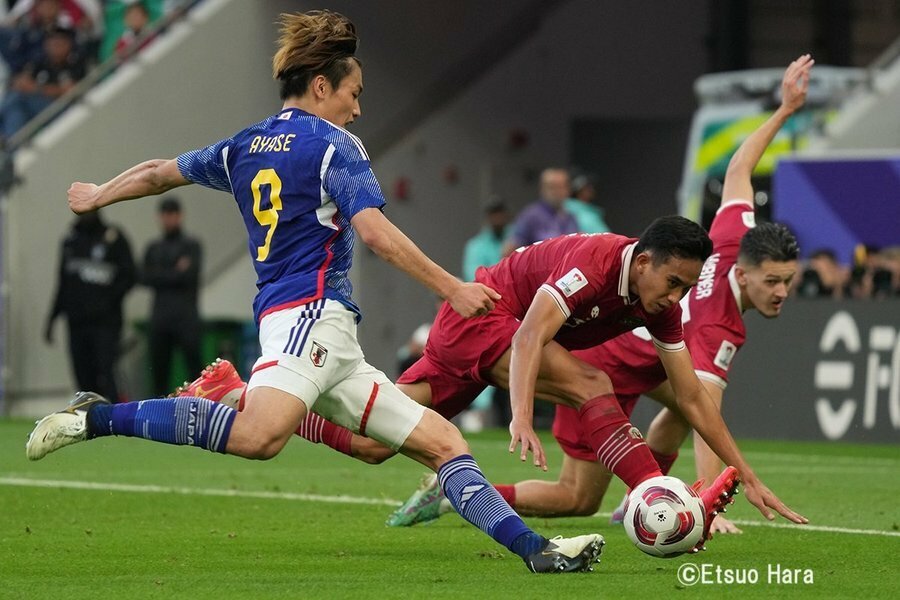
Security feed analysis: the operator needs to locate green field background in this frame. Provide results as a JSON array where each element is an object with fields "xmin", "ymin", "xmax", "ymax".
[{"xmin": 1, "ymin": 422, "xmax": 897, "ymax": 599}]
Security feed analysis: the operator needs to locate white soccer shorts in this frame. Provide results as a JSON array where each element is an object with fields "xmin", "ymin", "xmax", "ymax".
[{"xmin": 248, "ymin": 299, "xmax": 425, "ymax": 450}]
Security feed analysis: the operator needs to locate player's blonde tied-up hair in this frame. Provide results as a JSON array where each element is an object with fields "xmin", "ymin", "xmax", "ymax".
[{"xmin": 272, "ymin": 10, "xmax": 360, "ymax": 100}]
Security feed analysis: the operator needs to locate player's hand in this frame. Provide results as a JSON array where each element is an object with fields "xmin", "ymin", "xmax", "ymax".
[
  {"xmin": 710, "ymin": 514, "xmax": 743, "ymax": 535},
  {"xmin": 742, "ymin": 476, "xmax": 808, "ymax": 524},
  {"xmin": 781, "ymin": 54, "xmax": 813, "ymax": 113},
  {"xmin": 447, "ymin": 282, "xmax": 501, "ymax": 318},
  {"xmin": 67, "ymin": 182, "xmax": 101, "ymax": 214},
  {"xmin": 508, "ymin": 419, "xmax": 547, "ymax": 471}
]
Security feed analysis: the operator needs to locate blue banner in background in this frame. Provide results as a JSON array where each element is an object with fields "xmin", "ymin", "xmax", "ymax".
[{"xmin": 773, "ymin": 157, "xmax": 900, "ymax": 264}]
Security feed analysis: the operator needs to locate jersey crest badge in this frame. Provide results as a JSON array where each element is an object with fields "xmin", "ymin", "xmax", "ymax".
[
  {"xmin": 556, "ymin": 268, "xmax": 588, "ymax": 297},
  {"xmin": 310, "ymin": 341, "xmax": 328, "ymax": 367},
  {"xmin": 742, "ymin": 211, "xmax": 756, "ymax": 229},
  {"xmin": 714, "ymin": 340, "xmax": 737, "ymax": 370}
]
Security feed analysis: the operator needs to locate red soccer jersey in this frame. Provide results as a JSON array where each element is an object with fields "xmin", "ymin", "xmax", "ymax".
[
  {"xmin": 572, "ymin": 202, "xmax": 753, "ymax": 391},
  {"xmin": 477, "ymin": 233, "xmax": 685, "ymax": 352}
]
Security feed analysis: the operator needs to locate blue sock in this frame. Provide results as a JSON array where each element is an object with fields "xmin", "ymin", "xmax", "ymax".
[
  {"xmin": 86, "ymin": 397, "xmax": 236, "ymax": 453},
  {"xmin": 437, "ymin": 454, "xmax": 546, "ymax": 558}
]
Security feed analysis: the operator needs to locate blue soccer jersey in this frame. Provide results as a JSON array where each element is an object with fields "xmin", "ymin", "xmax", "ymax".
[{"xmin": 176, "ymin": 109, "xmax": 385, "ymax": 323}]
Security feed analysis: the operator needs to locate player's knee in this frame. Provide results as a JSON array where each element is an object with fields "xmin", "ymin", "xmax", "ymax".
[
  {"xmin": 352, "ymin": 439, "xmax": 397, "ymax": 465},
  {"xmin": 568, "ymin": 493, "xmax": 602, "ymax": 516},
  {"xmin": 241, "ymin": 431, "xmax": 290, "ymax": 460},
  {"xmin": 558, "ymin": 482, "xmax": 602, "ymax": 516},
  {"xmin": 570, "ymin": 365, "xmax": 614, "ymax": 405}
]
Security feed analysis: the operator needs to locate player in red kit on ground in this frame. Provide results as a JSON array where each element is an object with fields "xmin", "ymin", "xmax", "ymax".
[
  {"xmin": 180, "ymin": 210, "xmax": 807, "ymax": 552},
  {"xmin": 389, "ymin": 54, "xmax": 812, "ymax": 535}
]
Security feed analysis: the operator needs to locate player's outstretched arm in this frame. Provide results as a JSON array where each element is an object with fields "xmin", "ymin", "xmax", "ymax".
[
  {"xmin": 720, "ymin": 54, "xmax": 813, "ymax": 207},
  {"xmin": 507, "ymin": 290, "xmax": 568, "ymax": 471},
  {"xmin": 67, "ymin": 159, "xmax": 190, "ymax": 214},
  {"xmin": 658, "ymin": 347, "xmax": 808, "ymax": 524},
  {"xmin": 351, "ymin": 208, "xmax": 501, "ymax": 318}
]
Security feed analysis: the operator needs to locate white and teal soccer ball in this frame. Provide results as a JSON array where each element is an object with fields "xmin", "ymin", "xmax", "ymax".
[{"xmin": 623, "ymin": 476, "xmax": 705, "ymax": 558}]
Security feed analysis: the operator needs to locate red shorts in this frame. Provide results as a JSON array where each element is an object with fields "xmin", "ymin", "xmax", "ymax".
[
  {"xmin": 551, "ymin": 394, "xmax": 640, "ymax": 462},
  {"xmin": 396, "ymin": 301, "xmax": 520, "ymax": 418}
]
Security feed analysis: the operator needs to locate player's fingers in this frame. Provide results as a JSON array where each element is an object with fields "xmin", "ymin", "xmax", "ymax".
[
  {"xmin": 519, "ymin": 437, "xmax": 530, "ymax": 461},
  {"xmin": 776, "ymin": 503, "xmax": 808, "ymax": 524},
  {"xmin": 481, "ymin": 284, "xmax": 502, "ymax": 301}
]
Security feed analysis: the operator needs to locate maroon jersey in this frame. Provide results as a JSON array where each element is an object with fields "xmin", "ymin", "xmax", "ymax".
[
  {"xmin": 573, "ymin": 201, "xmax": 753, "ymax": 392},
  {"xmin": 477, "ymin": 233, "xmax": 685, "ymax": 352}
]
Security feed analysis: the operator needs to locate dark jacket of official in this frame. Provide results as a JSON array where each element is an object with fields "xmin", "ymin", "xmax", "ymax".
[
  {"xmin": 141, "ymin": 228, "xmax": 202, "ymax": 323},
  {"xmin": 48, "ymin": 214, "xmax": 136, "ymax": 326}
]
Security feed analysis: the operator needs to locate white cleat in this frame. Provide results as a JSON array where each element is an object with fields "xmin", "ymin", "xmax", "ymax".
[
  {"xmin": 25, "ymin": 392, "xmax": 109, "ymax": 461},
  {"xmin": 525, "ymin": 533, "xmax": 605, "ymax": 573}
]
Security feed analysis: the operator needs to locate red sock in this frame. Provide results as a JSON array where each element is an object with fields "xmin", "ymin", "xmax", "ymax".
[
  {"xmin": 295, "ymin": 412, "xmax": 354, "ymax": 457},
  {"xmin": 237, "ymin": 386, "xmax": 247, "ymax": 411},
  {"xmin": 578, "ymin": 394, "xmax": 661, "ymax": 488},
  {"xmin": 494, "ymin": 484, "xmax": 516, "ymax": 507},
  {"xmin": 650, "ymin": 449, "xmax": 678, "ymax": 475}
]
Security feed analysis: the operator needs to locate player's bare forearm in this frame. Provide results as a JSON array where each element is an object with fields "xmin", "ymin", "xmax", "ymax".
[
  {"xmin": 693, "ymin": 429, "xmax": 724, "ymax": 485},
  {"xmin": 721, "ymin": 54, "xmax": 812, "ymax": 204},
  {"xmin": 68, "ymin": 159, "xmax": 189, "ymax": 213},
  {"xmin": 676, "ymin": 387, "xmax": 755, "ymax": 482},
  {"xmin": 352, "ymin": 209, "xmax": 499, "ymax": 317},
  {"xmin": 508, "ymin": 328, "xmax": 542, "ymax": 426}
]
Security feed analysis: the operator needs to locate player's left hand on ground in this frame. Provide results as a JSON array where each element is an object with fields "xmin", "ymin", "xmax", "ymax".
[
  {"xmin": 67, "ymin": 182, "xmax": 101, "ymax": 214},
  {"xmin": 448, "ymin": 282, "xmax": 501, "ymax": 318},
  {"xmin": 508, "ymin": 419, "xmax": 547, "ymax": 471},
  {"xmin": 710, "ymin": 514, "xmax": 743, "ymax": 535},
  {"xmin": 743, "ymin": 477, "xmax": 808, "ymax": 524}
]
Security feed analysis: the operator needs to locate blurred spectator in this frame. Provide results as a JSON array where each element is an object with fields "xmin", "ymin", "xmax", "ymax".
[
  {"xmin": 502, "ymin": 167, "xmax": 577, "ymax": 255},
  {"xmin": 876, "ymin": 246, "xmax": 900, "ymax": 297},
  {"xmin": 4, "ymin": 0, "xmax": 101, "ymax": 59},
  {"xmin": 45, "ymin": 210, "xmax": 136, "ymax": 402},
  {"xmin": 797, "ymin": 248, "xmax": 850, "ymax": 299},
  {"xmin": 100, "ymin": 0, "xmax": 165, "ymax": 61},
  {"xmin": 564, "ymin": 173, "xmax": 609, "ymax": 234},
  {"xmin": 0, "ymin": 25, "xmax": 86, "ymax": 139},
  {"xmin": 114, "ymin": 1, "xmax": 152, "ymax": 58},
  {"xmin": 142, "ymin": 196, "xmax": 203, "ymax": 394},
  {"xmin": 849, "ymin": 245, "xmax": 882, "ymax": 299},
  {"xmin": 462, "ymin": 197, "xmax": 509, "ymax": 281},
  {"xmin": 0, "ymin": 0, "xmax": 70, "ymax": 74},
  {"xmin": 460, "ymin": 197, "xmax": 511, "ymax": 432}
]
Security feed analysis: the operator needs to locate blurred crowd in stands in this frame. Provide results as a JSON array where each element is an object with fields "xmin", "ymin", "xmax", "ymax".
[
  {"xmin": 0, "ymin": 0, "xmax": 179, "ymax": 143},
  {"xmin": 798, "ymin": 245, "xmax": 900, "ymax": 300}
]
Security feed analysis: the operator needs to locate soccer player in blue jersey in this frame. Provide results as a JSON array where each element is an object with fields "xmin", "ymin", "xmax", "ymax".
[{"xmin": 26, "ymin": 10, "xmax": 604, "ymax": 573}]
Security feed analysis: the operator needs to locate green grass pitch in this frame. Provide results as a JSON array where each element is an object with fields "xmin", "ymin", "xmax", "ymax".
[{"xmin": 1, "ymin": 420, "xmax": 897, "ymax": 599}]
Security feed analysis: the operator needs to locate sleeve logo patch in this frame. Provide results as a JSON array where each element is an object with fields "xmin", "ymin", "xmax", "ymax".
[
  {"xmin": 556, "ymin": 268, "xmax": 589, "ymax": 297},
  {"xmin": 714, "ymin": 340, "xmax": 738, "ymax": 370},
  {"xmin": 742, "ymin": 211, "xmax": 756, "ymax": 229}
]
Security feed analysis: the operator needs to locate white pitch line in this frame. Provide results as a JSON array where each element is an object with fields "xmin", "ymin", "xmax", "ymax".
[
  {"xmin": 3, "ymin": 477, "xmax": 899, "ymax": 539},
  {"xmin": 591, "ymin": 511, "xmax": 900, "ymax": 538},
  {"xmin": 0, "ymin": 477, "xmax": 398, "ymax": 507}
]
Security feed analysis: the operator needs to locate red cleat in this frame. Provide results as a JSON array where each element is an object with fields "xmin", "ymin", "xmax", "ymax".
[
  {"xmin": 171, "ymin": 358, "xmax": 246, "ymax": 409},
  {"xmin": 691, "ymin": 466, "xmax": 740, "ymax": 553}
]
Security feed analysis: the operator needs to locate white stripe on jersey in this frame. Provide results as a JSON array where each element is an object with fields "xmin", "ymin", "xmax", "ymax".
[
  {"xmin": 221, "ymin": 145, "xmax": 233, "ymax": 193},
  {"xmin": 651, "ymin": 335, "xmax": 685, "ymax": 352},
  {"xmin": 317, "ymin": 145, "xmax": 339, "ymax": 230},
  {"xmin": 320, "ymin": 119, "xmax": 370, "ymax": 161},
  {"xmin": 539, "ymin": 284, "xmax": 571, "ymax": 319},
  {"xmin": 696, "ymin": 370, "xmax": 728, "ymax": 389}
]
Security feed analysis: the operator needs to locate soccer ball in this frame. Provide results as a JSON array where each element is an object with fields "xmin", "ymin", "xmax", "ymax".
[{"xmin": 623, "ymin": 476, "xmax": 705, "ymax": 558}]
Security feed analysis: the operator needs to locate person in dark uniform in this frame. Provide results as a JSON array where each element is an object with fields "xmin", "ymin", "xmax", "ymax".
[
  {"xmin": 142, "ymin": 196, "xmax": 203, "ymax": 394},
  {"xmin": 45, "ymin": 210, "xmax": 135, "ymax": 402}
]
